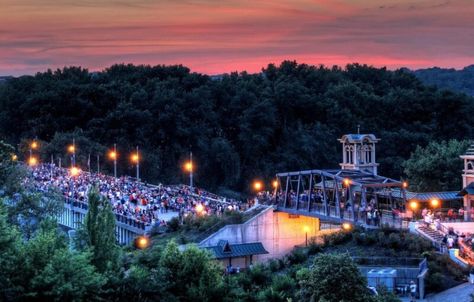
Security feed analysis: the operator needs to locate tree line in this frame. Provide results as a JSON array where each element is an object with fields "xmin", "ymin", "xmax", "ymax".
[{"xmin": 1, "ymin": 61, "xmax": 473, "ymax": 195}]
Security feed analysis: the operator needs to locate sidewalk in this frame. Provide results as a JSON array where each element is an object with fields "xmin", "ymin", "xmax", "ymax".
[{"xmin": 401, "ymin": 282, "xmax": 474, "ymax": 302}]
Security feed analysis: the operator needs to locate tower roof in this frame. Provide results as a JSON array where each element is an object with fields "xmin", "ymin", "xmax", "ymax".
[
  {"xmin": 338, "ymin": 134, "xmax": 380, "ymax": 144},
  {"xmin": 466, "ymin": 144, "xmax": 474, "ymax": 156}
]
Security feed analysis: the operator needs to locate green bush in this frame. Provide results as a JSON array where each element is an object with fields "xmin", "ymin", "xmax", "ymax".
[
  {"xmin": 323, "ymin": 231, "xmax": 352, "ymax": 247},
  {"xmin": 167, "ymin": 217, "xmax": 180, "ymax": 232},
  {"xmin": 287, "ymin": 249, "xmax": 308, "ymax": 265},
  {"xmin": 271, "ymin": 274, "xmax": 296, "ymax": 294},
  {"xmin": 307, "ymin": 242, "xmax": 323, "ymax": 255},
  {"xmin": 425, "ymin": 272, "xmax": 444, "ymax": 292}
]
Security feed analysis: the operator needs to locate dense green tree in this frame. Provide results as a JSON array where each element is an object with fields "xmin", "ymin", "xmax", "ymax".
[
  {"xmin": 297, "ymin": 253, "xmax": 370, "ymax": 302},
  {"xmin": 78, "ymin": 185, "xmax": 120, "ymax": 273},
  {"xmin": 29, "ymin": 249, "xmax": 105, "ymax": 302},
  {"xmin": 403, "ymin": 140, "xmax": 471, "ymax": 191},
  {"xmin": 1, "ymin": 62, "xmax": 474, "ymax": 194},
  {"xmin": 158, "ymin": 241, "xmax": 224, "ymax": 302},
  {"xmin": 0, "ymin": 201, "xmax": 22, "ymax": 300}
]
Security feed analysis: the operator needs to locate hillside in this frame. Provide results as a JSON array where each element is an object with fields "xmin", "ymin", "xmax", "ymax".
[
  {"xmin": 1, "ymin": 62, "xmax": 473, "ymax": 194},
  {"xmin": 413, "ymin": 65, "xmax": 474, "ymax": 96}
]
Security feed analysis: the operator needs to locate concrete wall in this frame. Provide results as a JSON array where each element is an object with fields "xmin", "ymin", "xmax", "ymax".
[{"xmin": 199, "ymin": 206, "xmax": 320, "ymax": 261}]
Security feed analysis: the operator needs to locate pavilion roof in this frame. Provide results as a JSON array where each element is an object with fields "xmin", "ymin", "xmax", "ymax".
[
  {"xmin": 203, "ymin": 240, "xmax": 268, "ymax": 259},
  {"xmin": 276, "ymin": 169, "xmax": 401, "ymax": 188}
]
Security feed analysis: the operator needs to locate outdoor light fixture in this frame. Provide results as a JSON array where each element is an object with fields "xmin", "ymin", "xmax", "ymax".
[
  {"xmin": 402, "ymin": 181, "xmax": 408, "ymax": 189},
  {"xmin": 28, "ymin": 156, "xmax": 38, "ymax": 166},
  {"xmin": 343, "ymin": 178, "xmax": 351, "ymax": 187},
  {"xmin": 430, "ymin": 199, "xmax": 440, "ymax": 208},
  {"xmin": 409, "ymin": 200, "xmax": 418, "ymax": 210},
  {"xmin": 272, "ymin": 180, "xmax": 278, "ymax": 189},
  {"xmin": 70, "ymin": 166, "xmax": 81, "ymax": 177},
  {"xmin": 342, "ymin": 222, "xmax": 352, "ymax": 231},
  {"xmin": 136, "ymin": 236, "xmax": 150, "ymax": 249},
  {"xmin": 253, "ymin": 181, "xmax": 263, "ymax": 191}
]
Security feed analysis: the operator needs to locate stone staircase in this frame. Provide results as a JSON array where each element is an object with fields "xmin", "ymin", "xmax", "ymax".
[{"xmin": 416, "ymin": 224, "xmax": 445, "ymax": 243}]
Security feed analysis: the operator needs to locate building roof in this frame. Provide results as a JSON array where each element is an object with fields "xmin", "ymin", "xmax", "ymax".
[
  {"xmin": 458, "ymin": 183, "xmax": 474, "ymax": 196},
  {"xmin": 465, "ymin": 144, "xmax": 474, "ymax": 156},
  {"xmin": 277, "ymin": 169, "xmax": 401, "ymax": 188},
  {"xmin": 338, "ymin": 134, "xmax": 380, "ymax": 144},
  {"xmin": 204, "ymin": 240, "xmax": 268, "ymax": 259},
  {"xmin": 377, "ymin": 188, "xmax": 461, "ymax": 201}
]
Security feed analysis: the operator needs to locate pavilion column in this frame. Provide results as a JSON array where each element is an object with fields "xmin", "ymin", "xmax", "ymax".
[
  {"xmin": 322, "ymin": 174, "xmax": 328, "ymax": 215},
  {"xmin": 307, "ymin": 174, "xmax": 313, "ymax": 211},
  {"xmin": 349, "ymin": 185, "xmax": 355, "ymax": 221},
  {"xmin": 335, "ymin": 180, "xmax": 341, "ymax": 218},
  {"xmin": 296, "ymin": 174, "xmax": 301, "ymax": 210},
  {"xmin": 465, "ymin": 196, "xmax": 471, "ymax": 222}
]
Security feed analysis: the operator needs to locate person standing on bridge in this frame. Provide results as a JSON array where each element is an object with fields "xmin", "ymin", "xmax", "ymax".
[{"xmin": 409, "ymin": 280, "xmax": 417, "ymax": 301}]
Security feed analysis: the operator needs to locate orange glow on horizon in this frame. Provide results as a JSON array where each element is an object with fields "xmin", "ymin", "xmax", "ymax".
[{"xmin": 2, "ymin": 1, "xmax": 473, "ymax": 76}]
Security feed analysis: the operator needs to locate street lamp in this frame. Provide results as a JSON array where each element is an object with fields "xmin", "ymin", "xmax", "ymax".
[
  {"xmin": 402, "ymin": 181, "xmax": 409, "ymax": 189},
  {"xmin": 272, "ymin": 180, "xmax": 278, "ymax": 189},
  {"xmin": 253, "ymin": 181, "xmax": 263, "ymax": 192},
  {"xmin": 184, "ymin": 151, "xmax": 193, "ymax": 188},
  {"xmin": 109, "ymin": 144, "xmax": 118, "ymax": 178},
  {"xmin": 11, "ymin": 154, "xmax": 18, "ymax": 161},
  {"xmin": 135, "ymin": 236, "xmax": 150, "ymax": 249},
  {"xmin": 30, "ymin": 140, "xmax": 38, "ymax": 165},
  {"xmin": 28, "ymin": 156, "xmax": 38, "ymax": 166},
  {"xmin": 70, "ymin": 166, "xmax": 81, "ymax": 177},
  {"xmin": 303, "ymin": 226, "xmax": 310, "ymax": 246},
  {"xmin": 343, "ymin": 178, "xmax": 351, "ymax": 187},
  {"xmin": 68, "ymin": 138, "xmax": 76, "ymax": 167},
  {"xmin": 342, "ymin": 222, "xmax": 352, "ymax": 231},
  {"xmin": 409, "ymin": 200, "xmax": 419, "ymax": 220},
  {"xmin": 195, "ymin": 203, "xmax": 204, "ymax": 215},
  {"xmin": 131, "ymin": 146, "xmax": 140, "ymax": 180}
]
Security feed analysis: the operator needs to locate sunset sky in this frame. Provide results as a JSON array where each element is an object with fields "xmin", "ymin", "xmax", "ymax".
[{"xmin": 1, "ymin": 0, "xmax": 473, "ymax": 76}]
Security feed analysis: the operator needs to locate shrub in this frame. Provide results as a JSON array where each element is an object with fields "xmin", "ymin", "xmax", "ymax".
[
  {"xmin": 271, "ymin": 274, "xmax": 296, "ymax": 293},
  {"xmin": 307, "ymin": 242, "xmax": 323, "ymax": 255},
  {"xmin": 167, "ymin": 217, "xmax": 180, "ymax": 232},
  {"xmin": 287, "ymin": 249, "xmax": 308, "ymax": 265},
  {"xmin": 425, "ymin": 272, "xmax": 444, "ymax": 292},
  {"xmin": 268, "ymin": 259, "xmax": 283, "ymax": 272}
]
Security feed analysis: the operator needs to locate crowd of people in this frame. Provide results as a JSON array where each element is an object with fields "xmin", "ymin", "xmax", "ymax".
[{"xmin": 27, "ymin": 164, "xmax": 245, "ymax": 227}]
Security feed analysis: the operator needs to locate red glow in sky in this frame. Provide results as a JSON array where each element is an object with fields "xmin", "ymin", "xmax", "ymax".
[{"xmin": 1, "ymin": 0, "xmax": 473, "ymax": 76}]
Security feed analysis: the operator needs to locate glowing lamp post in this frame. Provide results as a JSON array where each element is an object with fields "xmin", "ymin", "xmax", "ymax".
[
  {"xmin": 28, "ymin": 156, "xmax": 38, "ymax": 166},
  {"xmin": 11, "ymin": 154, "xmax": 18, "ymax": 161},
  {"xmin": 70, "ymin": 166, "xmax": 81, "ymax": 177},
  {"xmin": 109, "ymin": 144, "xmax": 118, "ymax": 178},
  {"xmin": 342, "ymin": 222, "xmax": 352, "ymax": 231},
  {"xmin": 402, "ymin": 181, "xmax": 409, "ymax": 189},
  {"xmin": 409, "ymin": 200, "xmax": 419, "ymax": 220},
  {"xmin": 303, "ymin": 226, "xmax": 310, "ymax": 246},
  {"xmin": 195, "ymin": 203, "xmax": 204, "ymax": 215},
  {"xmin": 343, "ymin": 178, "xmax": 351, "ymax": 187},
  {"xmin": 253, "ymin": 181, "xmax": 263, "ymax": 192},
  {"xmin": 136, "ymin": 236, "xmax": 150, "ymax": 249},
  {"xmin": 431, "ymin": 199, "xmax": 440, "ymax": 214},
  {"xmin": 272, "ymin": 180, "xmax": 278, "ymax": 189},
  {"xmin": 29, "ymin": 140, "xmax": 38, "ymax": 165},
  {"xmin": 131, "ymin": 146, "xmax": 140, "ymax": 181},
  {"xmin": 184, "ymin": 152, "xmax": 194, "ymax": 189},
  {"xmin": 68, "ymin": 138, "xmax": 76, "ymax": 167}
]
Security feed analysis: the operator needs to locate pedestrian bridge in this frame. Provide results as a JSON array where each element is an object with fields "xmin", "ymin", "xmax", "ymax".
[
  {"xmin": 58, "ymin": 198, "xmax": 147, "ymax": 245},
  {"xmin": 273, "ymin": 168, "xmax": 409, "ymax": 227}
]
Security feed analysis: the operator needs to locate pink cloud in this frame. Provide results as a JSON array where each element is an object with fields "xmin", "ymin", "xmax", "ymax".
[{"xmin": 0, "ymin": 0, "xmax": 473, "ymax": 76}]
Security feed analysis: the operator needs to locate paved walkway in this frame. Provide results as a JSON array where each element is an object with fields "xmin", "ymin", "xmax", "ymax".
[
  {"xmin": 159, "ymin": 211, "xmax": 179, "ymax": 222},
  {"xmin": 401, "ymin": 282, "xmax": 474, "ymax": 302}
]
